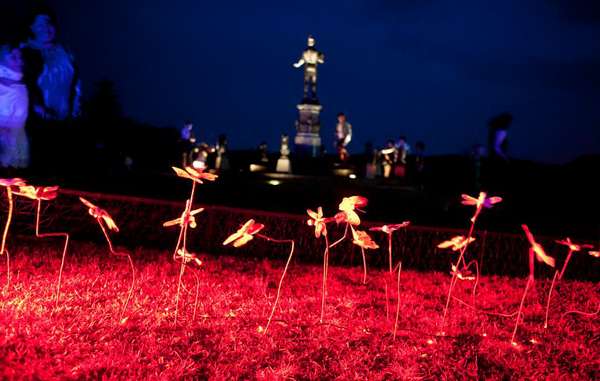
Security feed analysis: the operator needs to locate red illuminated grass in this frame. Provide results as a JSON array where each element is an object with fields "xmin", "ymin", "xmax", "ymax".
[{"xmin": 0, "ymin": 242, "xmax": 598, "ymax": 379}]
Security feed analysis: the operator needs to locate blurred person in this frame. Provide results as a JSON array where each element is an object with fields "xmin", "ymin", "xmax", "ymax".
[
  {"xmin": 395, "ymin": 136, "xmax": 409, "ymax": 178},
  {"xmin": 487, "ymin": 113, "xmax": 512, "ymax": 162},
  {"xmin": 380, "ymin": 139, "xmax": 397, "ymax": 179},
  {"xmin": 180, "ymin": 120, "xmax": 196, "ymax": 166},
  {"xmin": 22, "ymin": 10, "xmax": 81, "ymax": 121},
  {"xmin": 335, "ymin": 113, "xmax": 352, "ymax": 162},
  {"xmin": 0, "ymin": 43, "xmax": 29, "ymax": 168},
  {"xmin": 214, "ymin": 133, "xmax": 229, "ymax": 171}
]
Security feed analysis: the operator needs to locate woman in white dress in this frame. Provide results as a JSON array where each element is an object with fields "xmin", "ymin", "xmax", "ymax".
[{"xmin": 0, "ymin": 44, "xmax": 29, "ymax": 168}]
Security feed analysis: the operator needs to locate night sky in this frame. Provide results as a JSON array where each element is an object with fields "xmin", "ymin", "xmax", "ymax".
[{"xmin": 35, "ymin": 1, "xmax": 600, "ymax": 162}]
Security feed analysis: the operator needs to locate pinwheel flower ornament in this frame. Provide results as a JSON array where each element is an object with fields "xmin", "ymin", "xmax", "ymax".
[
  {"xmin": 176, "ymin": 248, "xmax": 203, "ymax": 267},
  {"xmin": 511, "ymin": 225, "xmax": 555, "ymax": 345},
  {"xmin": 0, "ymin": 177, "xmax": 26, "ymax": 290},
  {"xmin": 543, "ymin": 237, "xmax": 593, "ymax": 329},
  {"xmin": 461, "ymin": 192, "xmax": 502, "ymax": 223},
  {"xmin": 438, "ymin": 236, "xmax": 476, "ymax": 252},
  {"xmin": 440, "ymin": 192, "xmax": 500, "ymax": 334},
  {"xmin": 224, "ymin": 219, "xmax": 294, "ymax": 334},
  {"xmin": 223, "ymin": 219, "xmax": 265, "ymax": 247},
  {"xmin": 370, "ymin": 222, "xmax": 410, "ymax": 235},
  {"xmin": 555, "ymin": 238, "xmax": 592, "ymax": 280},
  {"xmin": 163, "ymin": 206, "xmax": 204, "ymax": 229},
  {"xmin": 589, "ymin": 250, "xmax": 600, "ymax": 258},
  {"xmin": 522, "ymin": 224, "xmax": 555, "ymax": 270},
  {"xmin": 336, "ymin": 196, "xmax": 368, "ymax": 226},
  {"xmin": 307, "ymin": 207, "xmax": 328, "ymax": 238},
  {"xmin": 306, "ymin": 207, "xmax": 336, "ymax": 323},
  {"xmin": 80, "ymin": 197, "xmax": 119, "ymax": 233},
  {"xmin": 370, "ymin": 221, "xmax": 410, "ymax": 274},
  {"xmin": 79, "ymin": 197, "xmax": 135, "ymax": 322},
  {"xmin": 172, "ymin": 166, "xmax": 218, "ymax": 184},
  {"xmin": 163, "ymin": 201, "xmax": 206, "ymax": 325},
  {"xmin": 14, "ymin": 185, "xmax": 69, "ymax": 306},
  {"xmin": 168, "ymin": 167, "xmax": 216, "ymax": 325},
  {"xmin": 14, "ymin": 185, "xmax": 58, "ymax": 200},
  {"xmin": 352, "ymin": 229, "xmax": 379, "ymax": 250},
  {"xmin": 370, "ymin": 221, "xmax": 410, "ymax": 339}
]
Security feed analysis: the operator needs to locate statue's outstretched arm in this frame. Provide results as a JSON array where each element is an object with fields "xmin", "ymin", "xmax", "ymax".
[{"xmin": 293, "ymin": 58, "xmax": 305, "ymax": 68}]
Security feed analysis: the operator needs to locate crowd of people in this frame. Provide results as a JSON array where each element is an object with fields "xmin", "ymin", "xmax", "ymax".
[{"xmin": 0, "ymin": 7, "xmax": 80, "ymax": 170}]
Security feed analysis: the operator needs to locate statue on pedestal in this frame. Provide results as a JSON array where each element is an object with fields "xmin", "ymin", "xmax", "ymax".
[
  {"xmin": 293, "ymin": 36, "xmax": 325, "ymax": 157},
  {"xmin": 293, "ymin": 35, "xmax": 325, "ymax": 103},
  {"xmin": 276, "ymin": 134, "xmax": 292, "ymax": 173}
]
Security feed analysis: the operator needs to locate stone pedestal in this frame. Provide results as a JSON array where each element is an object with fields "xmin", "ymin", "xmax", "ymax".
[
  {"xmin": 294, "ymin": 103, "xmax": 322, "ymax": 157},
  {"xmin": 276, "ymin": 157, "xmax": 291, "ymax": 173}
]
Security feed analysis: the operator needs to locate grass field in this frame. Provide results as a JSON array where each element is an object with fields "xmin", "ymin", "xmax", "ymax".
[{"xmin": 0, "ymin": 241, "xmax": 598, "ymax": 380}]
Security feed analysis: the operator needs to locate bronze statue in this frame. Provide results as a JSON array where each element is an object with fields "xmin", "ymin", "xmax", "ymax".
[{"xmin": 293, "ymin": 35, "xmax": 325, "ymax": 102}]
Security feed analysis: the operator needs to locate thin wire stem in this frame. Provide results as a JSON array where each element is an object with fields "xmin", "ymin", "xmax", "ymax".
[
  {"xmin": 511, "ymin": 276, "xmax": 532, "ymax": 345},
  {"xmin": 441, "ymin": 218, "xmax": 476, "ymax": 332},
  {"xmin": 393, "ymin": 261, "xmax": 402, "ymax": 340},
  {"xmin": 261, "ymin": 235, "xmax": 295, "ymax": 334},
  {"xmin": 320, "ymin": 234, "xmax": 330, "ymax": 323},
  {"xmin": 2, "ymin": 188, "xmax": 14, "ymax": 291},
  {"xmin": 558, "ymin": 249, "xmax": 573, "ymax": 280},
  {"xmin": 544, "ymin": 271, "xmax": 559, "ymax": 329}
]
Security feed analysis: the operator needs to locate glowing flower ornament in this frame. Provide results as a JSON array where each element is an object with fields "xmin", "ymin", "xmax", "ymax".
[
  {"xmin": 461, "ymin": 192, "xmax": 502, "ymax": 223},
  {"xmin": 306, "ymin": 207, "xmax": 336, "ymax": 323},
  {"xmin": 555, "ymin": 238, "xmax": 592, "ymax": 280},
  {"xmin": 335, "ymin": 195, "xmax": 367, "ymax": 226},
  {"xmin": 13, "ymin": 185, "xmax": 69, "ymax": 306},
  {"xmin": 224, "ymin": 219, "xmax": 294, "ymax": 334},
  {"xmin": 370, "ymin": 222, "xmax": 410, "ymax": 274},
  {"xmin": 329, "ymin": 196, "xmax": 372, "ymax": 284},
  {"xmin": 437, "ymin": 236, "xmax": 476, "ymax": 252},
  {"xmin": 0, "ymin": 177, "xmax": 25, "ymax": 291},
  {"xmin": 543, "ymin": 237, "xmax": 593, "ymax": 329},
  {"xmin": 370, "ymin": 221, "xmax": 410, "ymax": 339},
  {"xmin": 511, "ymin": 224, "xmax": 555, "ymax": 345},
  {"xmin": 223, "ymin": 219, "xmax": 265, "ymax": 247},
  {"xmin": 80, "ymin": 197, "xmax": 135, "ymax": 322},
  {"xmin": 307, "ymin": 207, "xmax": 328, "ymax": 238},
  {"xmin": 440, "ymin": 192, "xmax": 502, "ymax": 334},
  {"xmin": 167, "ymin": 166, "xmax": 216, "ymax": 325}
]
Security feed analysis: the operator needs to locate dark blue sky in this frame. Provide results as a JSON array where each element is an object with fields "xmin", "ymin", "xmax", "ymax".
[{"xmin": 48, "ymin": 0, "xmax": 600, "ymax": 163}]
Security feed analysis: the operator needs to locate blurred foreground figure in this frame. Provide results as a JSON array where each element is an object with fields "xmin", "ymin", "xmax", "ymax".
[
  {"xmin": 293, "ymin": 35, "xmax": 324, "ymax": 102},
  {"xmin": 22, "ymin": 12, "xmax": 80, "ymax": 121},
  {"xmin": 0, "ymin": 43, "xmax": 29, "ymax": 168}
]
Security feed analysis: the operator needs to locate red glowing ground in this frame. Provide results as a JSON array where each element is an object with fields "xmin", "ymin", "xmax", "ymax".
[{"xmin": 0, "ymin": 242, "xmax": 598, "ymax": 379}]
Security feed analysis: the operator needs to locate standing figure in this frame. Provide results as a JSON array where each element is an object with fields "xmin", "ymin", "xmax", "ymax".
[
  {"xmin": 334, "ymin": 112, "xmax": 352, "ymax": 161},
  {"xmin": 487, "ymin": 112, "xmax": 511, "ymax": 162},
  {"xmin": 214, "ymin": 134, "xmax": 230, "ymax": 172},
  {"xmin": 0, "ymin": 43, "xmax": 29, "ymax": 168},
  {"xmin": 293, "ymin": 35, "xmax": 325, "ymax": 102},
  {"xmin": 395, "ymin": 136, "xmax": 410, "ymax": 178},
  {"xmin": 22, "ymin": 11, "xmax": 81, "ymax": 121},
  {"xmin": 180, "ymin": 120, "xmax": 196, "ymax": 167},
  {"xmin": 380, "ymin": 140, "xmax": 397, "ymax": 179}
]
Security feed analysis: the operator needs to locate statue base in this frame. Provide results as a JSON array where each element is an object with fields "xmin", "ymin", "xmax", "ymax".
[
  {"xmin": 294, "ymin": 102, "xmax": 322, "ymax": 157},
  {"xmin": 276, "ymin": 157, "xmax": 291, "ymax": 173},
  {"xmin": 294, "ymin": 133, "xmax": 322, "ymax": 157}
]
